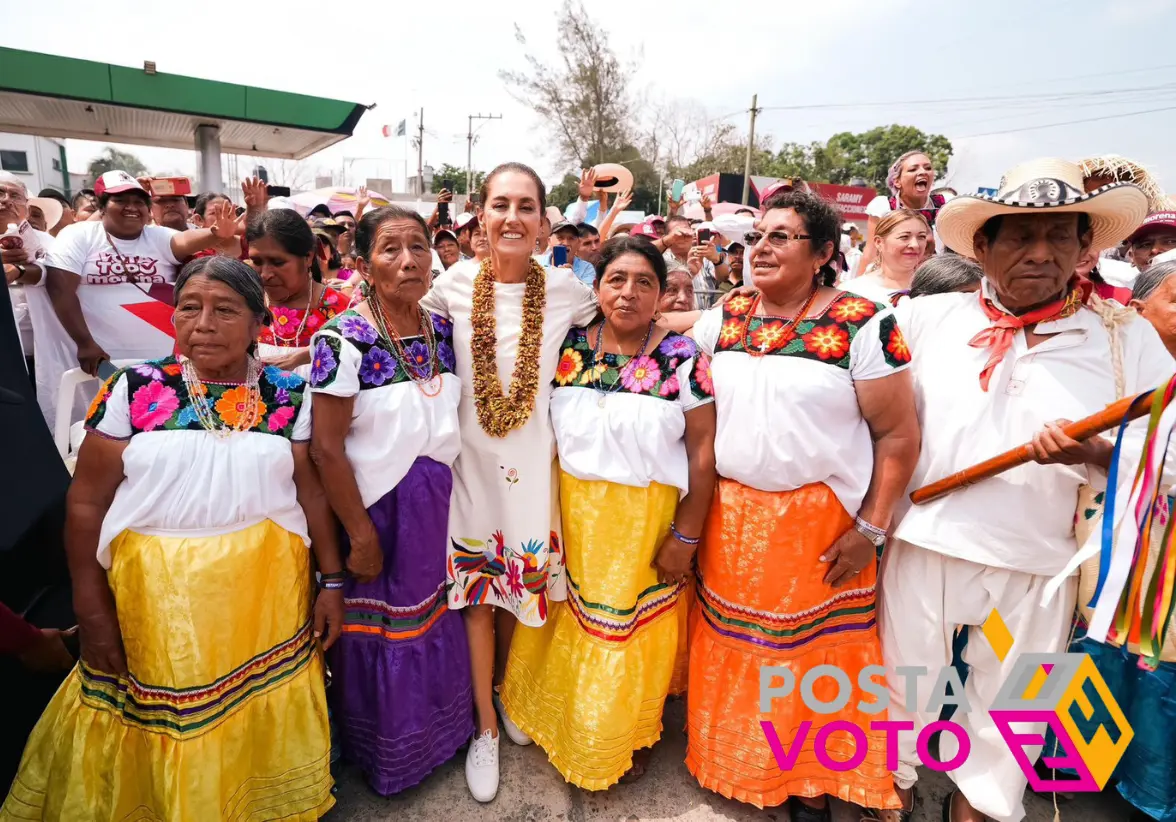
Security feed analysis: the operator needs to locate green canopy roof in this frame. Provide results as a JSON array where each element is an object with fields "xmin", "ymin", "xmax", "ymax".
[{"xmin": 0, "ymin": 47, "xmax": 370, "ymax": 159}]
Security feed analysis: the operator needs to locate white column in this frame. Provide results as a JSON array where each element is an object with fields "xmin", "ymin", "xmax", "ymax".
[{"xmin": 195, "ymin": 125, "xmax": 223, "ymax": 193}]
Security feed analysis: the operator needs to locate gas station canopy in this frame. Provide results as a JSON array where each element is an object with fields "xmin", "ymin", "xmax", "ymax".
[{"xmin": 0, "ymin": 47, "xmax": 369, "ymax": 160}]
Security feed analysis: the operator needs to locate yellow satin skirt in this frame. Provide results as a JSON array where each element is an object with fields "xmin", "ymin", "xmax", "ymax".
[
  {"xmin": 501, "ymin": 472, "xmax": 687, "ymax": 790},
  {"xmin": 2, "ymin": 520, "xmax": 334, "ymax": 822}
]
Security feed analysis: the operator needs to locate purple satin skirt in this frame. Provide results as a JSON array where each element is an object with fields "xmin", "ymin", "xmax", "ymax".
[{"xmin": 330, "ymin": 457, "xmax": 473, "ymax": 795}]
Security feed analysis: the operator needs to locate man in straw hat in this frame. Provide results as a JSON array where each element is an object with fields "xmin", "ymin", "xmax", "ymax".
[{"xmin": 877, "ymin": 158, "xmax": 1172, "ymax": 822}]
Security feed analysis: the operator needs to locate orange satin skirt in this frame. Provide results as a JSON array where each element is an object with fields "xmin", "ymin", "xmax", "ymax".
[{"xmin": 685, "ymin": 480, "xmax": 899, "ymax": 810}]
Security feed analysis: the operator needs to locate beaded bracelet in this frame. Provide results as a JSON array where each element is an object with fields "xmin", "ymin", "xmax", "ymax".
[{"xmin": 670, "ymin": 523, "xmax": 701, "ymax": 546}]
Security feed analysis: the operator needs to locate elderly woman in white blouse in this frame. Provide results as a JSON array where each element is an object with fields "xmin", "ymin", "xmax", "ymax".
[{"xmin": 501, "ymin": 235, "xmax": 717, "ymax": 788}]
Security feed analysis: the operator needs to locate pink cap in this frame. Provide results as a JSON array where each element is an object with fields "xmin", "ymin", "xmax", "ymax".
[
  {"xmin": 94, "ymin": 171, "xmax": 147, "ymax": 197},
  {"xmin": 629, "ymin": 221, "xmax": 659, "ymax": 239}
]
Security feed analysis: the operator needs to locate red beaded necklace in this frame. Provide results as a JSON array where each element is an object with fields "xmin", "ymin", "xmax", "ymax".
[{"xmin": 740, "ymin": 286, "xmax": 821, "ymax": 356}]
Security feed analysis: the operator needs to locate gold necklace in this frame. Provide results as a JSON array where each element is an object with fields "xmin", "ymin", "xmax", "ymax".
[{"xmin": 470, "ymin": 257, "xmax": 547, "ymax": 438}]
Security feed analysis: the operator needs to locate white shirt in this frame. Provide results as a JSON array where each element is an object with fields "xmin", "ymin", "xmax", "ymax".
[
  {"xmin": 550, "ymin": 330, "xmax": 714, "ymax": 493},
  {"xmin": 1097, "ymin": 256, "xmax": 1138, "ymax": 289},
  {"xmin": 308, "ymin": 311, "xmax": 462, "ymax": 507},
  {"xmin": 34, "ymin": 220, "xmax": 181, "ymax": 426},
  {"xmin": 87, "ymin": 364, "xmax": 313, "ymax": 568},
  {"xmin": 843, "ymin": 273, "xmax": 904, "ymax": 306},
  {"xmin": 893, "ymin": 282, "xmax": 1174, "ymax": 577},
  {"xmin": 5, "ymin": 221, "xmax": 53, "ymax": 355},
  {"xmin": 694, "ymin": 292, "xmax": 910, "ymax": 514}
]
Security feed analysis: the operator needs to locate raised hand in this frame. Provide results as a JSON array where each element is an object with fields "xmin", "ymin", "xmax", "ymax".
[
  {"xmin": 578, "ymin": 168, "xmax": 598, "ymax": 201},
  {"xmin": 242, "ymin": 177, "xmax": 269, "ymax": 212}
]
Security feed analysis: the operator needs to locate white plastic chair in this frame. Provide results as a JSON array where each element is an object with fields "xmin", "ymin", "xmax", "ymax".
[{"xmin": 53, "ymin": 360, "xmax": 141, "ymax": 460}]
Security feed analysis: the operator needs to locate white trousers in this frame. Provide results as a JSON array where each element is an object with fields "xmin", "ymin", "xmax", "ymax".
[{"xmin": 878, "ymin": 539, "xmax": 1077, "ymax": 822}]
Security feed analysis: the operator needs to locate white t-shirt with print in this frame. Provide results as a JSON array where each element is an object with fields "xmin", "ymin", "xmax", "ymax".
[{"xmin": 31, "ymin": 220, "xmax": 181, "ymax": 427}]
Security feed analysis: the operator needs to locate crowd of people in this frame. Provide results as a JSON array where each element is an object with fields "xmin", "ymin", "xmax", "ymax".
[{"xmin": 1, "ymin": 141, "xmax": 1176, "ymax": 822}]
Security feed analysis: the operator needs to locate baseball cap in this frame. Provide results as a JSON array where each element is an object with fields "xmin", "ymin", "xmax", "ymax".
[
  {"xmin": 433, "ymin": 228, "xmax": 458, "ymax": 244},
  {"xmin": 629, "ymin": 221, "xmax": 660, "ymax": 240},
  {"xmin": 1128, "ymin": 211, "xmax": 1176, "ymax": 244},
  {"xmin": 94, "ymin": 170, "xmax": 147, "ymax": 197},
  {"xmin": 758, "ymin": 178, "xmax": 803, "ymax": 205},
  {"xmin": 551, "ymin": 220, "xmax": 579, "ymax": 236},
  {"xmin": 455, "ymin": 212, "xmax": 479, "ymax": 231}
]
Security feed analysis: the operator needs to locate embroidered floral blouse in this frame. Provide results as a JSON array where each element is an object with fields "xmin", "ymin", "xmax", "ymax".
[
  {"xmin": 693, "ymin": 290, "xmax": 911, "ymax": 512},
  {"xmin": 259, "ymin": 286, "xmax": 347, "ymax": 348},
  {"xmin": 82, "ymin": 357, "xmax": 313, "ymax": 568},
  {"xmin": 308, "ymin": 310, "xmax": 462, "ymax": 506},
  {"xmin": 550, "ymin": 328, "xmax": 714, "ymax": 493}
]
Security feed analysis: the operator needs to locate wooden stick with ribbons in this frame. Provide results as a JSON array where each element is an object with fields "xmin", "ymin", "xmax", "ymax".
[{"xmin": 909, "ymin": 387, "xmax": 1162, "ymax": 505}]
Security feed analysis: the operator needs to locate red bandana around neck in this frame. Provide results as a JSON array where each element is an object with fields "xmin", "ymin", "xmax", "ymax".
[{"xmin": 968, "ymin": 278, "xmax": 1091, "ymax": 391}]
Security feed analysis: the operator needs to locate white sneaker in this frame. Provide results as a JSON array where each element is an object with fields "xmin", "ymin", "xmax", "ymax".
[
  {"xmin": 465, "ymin": 730, "xmax": 499, "ymax": 803},
  {"xmin": 494, "ymin": 690, "xmax": 533, "ymax": 746}
]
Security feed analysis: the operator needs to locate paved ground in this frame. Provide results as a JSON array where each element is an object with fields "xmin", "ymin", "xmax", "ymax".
[{"xmin": 327, "ymin": 699, "xmax": 1137, "ymax": 821}]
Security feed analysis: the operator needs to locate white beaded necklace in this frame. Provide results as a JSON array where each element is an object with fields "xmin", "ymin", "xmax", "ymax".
[{"xmin": 180, "ymin": 356, "xmax": 264, "ymax": 437}]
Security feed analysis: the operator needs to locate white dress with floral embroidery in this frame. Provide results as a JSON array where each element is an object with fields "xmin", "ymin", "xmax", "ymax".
[{"xmin": 419, "ymin": 260, "xmax": 598, "ymax": 626}]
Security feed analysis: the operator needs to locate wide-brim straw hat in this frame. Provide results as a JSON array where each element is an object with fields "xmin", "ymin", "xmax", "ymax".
[
  {"xmin": 937, "ymin": 158, "xmax": 1148, "ymax": 259},
  {"xmin": 1078, "ymin": 154, "xmax": 1171, "ymax": 212}
]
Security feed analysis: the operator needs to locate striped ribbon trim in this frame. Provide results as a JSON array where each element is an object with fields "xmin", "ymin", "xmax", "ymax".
[
  {"xmin": 564, "ymin": 571, "xmax": 681, "ymax": 642},
  {"xmin": 697, "ymin": 578, "xmax": 876, "ymax": 652},
  {"xmin": 342, "ymin": 583, "xmax": 448, "ymax": 641},
  {"xmin": 78, "ymin": 621, "xmax": 315, "ymax": 739}
]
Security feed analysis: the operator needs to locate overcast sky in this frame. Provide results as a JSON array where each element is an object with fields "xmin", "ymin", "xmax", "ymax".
[{"xmin": 6, "ymin": 0, "xmax": 1176, "ymax": 200}]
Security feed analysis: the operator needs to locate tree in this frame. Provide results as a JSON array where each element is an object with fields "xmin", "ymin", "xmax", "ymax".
[
  {"xmin": 822, "ymin": 126, "xmax": 952, "ymax": 189},
  {"xmin": 500, "ymin": 0, "xmax": 637, "ymax": 168},
  {"xmin": 430, "ymin": 163, "xmax": 485, "ymax": 195},
  {"xmin": 268, "ymin": 159, "xmax": 316, "ymax": 192},
  {"xmin": 87, "ymin": 147, "xmax": 147, "ymax": 182}
]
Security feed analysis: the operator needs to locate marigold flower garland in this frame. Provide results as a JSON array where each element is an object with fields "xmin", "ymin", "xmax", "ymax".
[{"xmin": 470, "ymin": 256, "xmax": 547, "ymax": 437}]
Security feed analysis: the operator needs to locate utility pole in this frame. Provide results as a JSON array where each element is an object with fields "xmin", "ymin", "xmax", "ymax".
[
  {"xmin": 466, "ymin": 113, "xmax": 503, "ymax": 195},
  {"xmin": 415, "ymin": 109, "xmax": 425, "ymax": 196},
  {"xmin": 741, "ymin": 94, "xmax": 760, "ymax": 206}
]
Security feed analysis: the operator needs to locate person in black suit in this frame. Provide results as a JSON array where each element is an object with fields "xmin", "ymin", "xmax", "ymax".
[{"xmin": 0, "ymin": 277, "xmax": 74, "ymax": 788}]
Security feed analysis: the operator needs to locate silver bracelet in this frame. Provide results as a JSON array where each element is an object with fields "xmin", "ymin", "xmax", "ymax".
[{"xmin": 854, "ymin": 516, "xmax": 887, "ymax": 538}]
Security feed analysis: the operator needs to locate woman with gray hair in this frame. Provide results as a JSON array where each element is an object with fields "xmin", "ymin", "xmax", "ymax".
[
  {"xmin": 1130, "ymin": 259, "xmax": 1176, "ymax": 354},
  {"xmin": 909, "ymin": 254, "xmax": 982, "ymax": 299},
  {"xmin": 3, "ymin": 255, "xmax": 345, "ymax": 820}
]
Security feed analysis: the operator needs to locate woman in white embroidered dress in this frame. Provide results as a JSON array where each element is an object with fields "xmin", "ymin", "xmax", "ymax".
[{"xmin": 417, "ymin": 162, "xmax": 599, "ymax": 801}]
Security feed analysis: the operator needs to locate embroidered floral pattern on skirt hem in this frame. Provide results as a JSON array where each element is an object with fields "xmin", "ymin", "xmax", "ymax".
[
  {"xmin": 501, "ymin": 473, "xmax": 685, "ymax": 790},
  {"xmin": 330, "ymin": 457, "xmax": 473, "ymax": 796},
  {"xmin": 685, "ymin": 479, "xmax": 899, "ymax": 810},
  {"xmin": 1, "ymin": 520, "xmax": 334, "ymax": 822}
]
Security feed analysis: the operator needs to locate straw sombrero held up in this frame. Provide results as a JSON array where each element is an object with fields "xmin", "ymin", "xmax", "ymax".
[{"xmin": 937, "ymin": 158, "xmax": 1149, "ymax": 259}]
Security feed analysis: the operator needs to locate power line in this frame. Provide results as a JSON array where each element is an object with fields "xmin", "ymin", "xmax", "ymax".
[
  {"xmin": 956, "ymin": 104, "xmax": 1176, "ymax": 139},
  {"xmin": 755, "ymin": 82, "xmax": 1176, "ymax": 113}
]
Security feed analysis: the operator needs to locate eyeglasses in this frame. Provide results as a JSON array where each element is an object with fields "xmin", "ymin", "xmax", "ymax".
[{"xmin": 744, "ymin": 231, "xmax": 811, "ymax": 248}]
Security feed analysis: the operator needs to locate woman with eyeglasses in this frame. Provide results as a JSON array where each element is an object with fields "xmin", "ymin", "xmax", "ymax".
[{"xmin": 685, "ymin": 190, "xmax": 920, "ymax": 821}]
